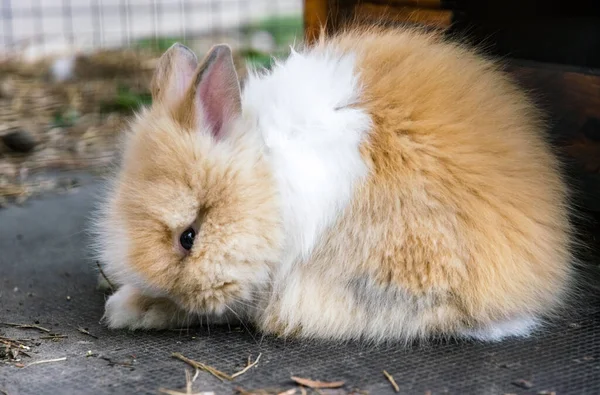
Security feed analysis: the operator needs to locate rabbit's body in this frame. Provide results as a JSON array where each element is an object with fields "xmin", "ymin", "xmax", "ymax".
[{"xmin": 95, "ymin": 27, "xmax": 574, "ymax": 342}]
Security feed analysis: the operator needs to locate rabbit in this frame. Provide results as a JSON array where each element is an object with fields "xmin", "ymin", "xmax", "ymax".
[{"xmin": 92, "ymin": 25, "xmax": 575, "ymax": 342}]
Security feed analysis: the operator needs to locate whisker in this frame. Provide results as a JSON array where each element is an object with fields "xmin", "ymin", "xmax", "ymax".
[
  {"xmin": 224, "ymin": 304, "xmax": 259, "ymax": 346},
  {"xmin": 172, "ymin": 311, "xmax": 180, "ymax": 333},
  {"xmin": 184, "ymin": 311, "xmax": 192, "ymax": 335},
  {"xmin": 230, "ymin": 297, "xmax": 261, "ymax": 311}
]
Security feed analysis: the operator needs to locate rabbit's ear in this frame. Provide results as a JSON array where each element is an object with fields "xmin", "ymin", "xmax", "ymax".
[
  {"xmin": 150, "ymin": 43, "xmax": 199, "ymax": 108},
  {"xmin": 184, "ymin": 44, "xmax": 242, "ymax": 139}
]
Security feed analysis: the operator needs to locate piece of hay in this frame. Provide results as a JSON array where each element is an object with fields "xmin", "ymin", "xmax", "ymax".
[
  {"xmin": 158, "ymin": 368, "xmax": 215, "ymax": 395},
  {"xmin": 231, "ymin": 353, "xmax": 262, "ymax": 379},
  {"xmin": 0, "ymin": 322, "xmax": 50, "ymax": 333},
  {"xmin": 0, "ymin": 336, "xmax": 30, "ymax": 351},
  {"xmin": 383, "ymin": 370, "xmax": 400, "ymax": 393},
  {"xmin": 172, "ymin": 353, "xmax": 233, "ymax": 382},
  {"xmin": 26, "ymin": 357, "xmax": 67, "ymax": 367},
  {"xmin": 77, "ymin": 327, "xmax": 99, "ymax": 339},
  {"xmin": 290, "ymin": 377, "xmax": 345, "ymax": 389},
  {"xmin": 172, "ymin": 352, "xmax": 262, "ymax": 382}
]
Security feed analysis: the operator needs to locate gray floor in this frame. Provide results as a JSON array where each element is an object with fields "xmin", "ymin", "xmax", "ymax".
[{"xmin": 1, "ymin": 175, "xmax": 599, "ymax": 395}]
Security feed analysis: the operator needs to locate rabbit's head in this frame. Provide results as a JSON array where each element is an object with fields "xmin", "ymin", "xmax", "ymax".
[{"xmin": 95, "ymin": 44, "xmax": 283, "ymax": 316}]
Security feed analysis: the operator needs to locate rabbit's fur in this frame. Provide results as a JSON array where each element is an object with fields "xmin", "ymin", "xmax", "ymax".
[{"xmin": 93, "ymin": 27, "xmax": 574, "ymax": 342}]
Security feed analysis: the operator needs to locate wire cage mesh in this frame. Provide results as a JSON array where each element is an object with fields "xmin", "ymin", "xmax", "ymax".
[{"xmin": 1, "ymin": 0, "xmax": 303, "ymax": 59}]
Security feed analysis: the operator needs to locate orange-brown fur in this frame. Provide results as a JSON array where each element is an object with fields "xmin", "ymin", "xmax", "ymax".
[{"xmin": 258, "ymin": 28, "xmax": 573, "ymax": 338}]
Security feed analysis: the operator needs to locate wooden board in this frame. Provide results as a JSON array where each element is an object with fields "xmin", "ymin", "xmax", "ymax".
[
  {"xmin": 353, "ymin": 3, "xmax": 452, "ymax": 29},
  {"xmin": 304, "ymin": 0, "xmax": 329, "ymax": 44},
  {"xmin": 365, "ymin": 0, "xmax": 443, "ymax": 8},
  {"xmin": 304, "ymin": 0, "xmax": 452, "ymax": 44}
]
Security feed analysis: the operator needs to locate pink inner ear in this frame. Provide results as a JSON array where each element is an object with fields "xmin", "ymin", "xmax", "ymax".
[
  {"xmin": 195, "ymin": 49, "xmax": 241, "ymax": 139},
  {"xmin": 198, "ymin": 72, "xmax": 226, "ymax": 137}
]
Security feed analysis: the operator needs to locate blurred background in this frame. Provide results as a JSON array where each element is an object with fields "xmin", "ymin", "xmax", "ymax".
[{"xmin": 0, "ymin": 0, "xmax": 303, "ymax": 207}]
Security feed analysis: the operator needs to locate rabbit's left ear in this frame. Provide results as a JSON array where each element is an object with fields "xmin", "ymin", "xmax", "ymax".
[
  {"xmin": 150, "ymin": 43, "xmax": 199, "ymax": 108},
  {"xmin": 183, "ymin": 44, "xmax": 242, "ymax": 139}
]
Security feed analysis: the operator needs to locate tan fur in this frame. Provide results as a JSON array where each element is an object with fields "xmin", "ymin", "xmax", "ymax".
[
  {"xmin": 102, "ymin": 46, "xmax": 283, "ymax": 317},
  {"xmin": 257, "ymin": 27, "xmax": 574, "ymax": 339},
  {"xmin": 98, "ymin": 27, "xmax": 574, "ymax": 342}
]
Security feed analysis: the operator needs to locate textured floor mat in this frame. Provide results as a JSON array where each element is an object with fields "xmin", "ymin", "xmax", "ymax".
[{"xmin": 1, "ymin": 177, "xmax": 599, "ymax": 395}]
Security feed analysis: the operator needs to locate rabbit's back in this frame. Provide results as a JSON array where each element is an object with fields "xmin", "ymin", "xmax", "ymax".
[{"xmin": 259, "ymin": 28, "xmax": 574, "ymax": 341}]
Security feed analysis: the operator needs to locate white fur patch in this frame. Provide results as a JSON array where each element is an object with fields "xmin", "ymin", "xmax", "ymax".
[
  {"xmin": 90, "ymin": 182, "xmax": 164, "ymax": 297},
  {"xmin": 242, "ymin": 46, "xmax": 371, "ymax": 260},
  {"xmin": 103, "ymin": 285, "xmax": 174, "ymax": 330},
  {"xmin": 461, "ymin": 316, "xmax": 539, "ymax": 342}
]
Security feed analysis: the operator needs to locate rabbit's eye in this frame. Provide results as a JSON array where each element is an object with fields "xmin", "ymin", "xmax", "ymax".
[{"xmin": 179, "ymin": 228, "xmax": 196, "ymax": 251}]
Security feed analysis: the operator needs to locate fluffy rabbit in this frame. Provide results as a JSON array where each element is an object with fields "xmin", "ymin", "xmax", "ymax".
[{"xmin": 93, "ymin": 26, "xmax": 575, "ymax": 342}]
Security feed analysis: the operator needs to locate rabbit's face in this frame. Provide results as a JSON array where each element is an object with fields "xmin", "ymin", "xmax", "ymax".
[
  {"xmin": 107, "ymin": 112, "xmax": 281, "ymax": 315},
  {"xmin": 98, "ymin": 43, "xmax": 283, "ymax": 316}
]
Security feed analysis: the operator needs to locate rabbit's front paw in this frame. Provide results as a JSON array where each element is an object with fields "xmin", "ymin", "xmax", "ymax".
[{"xmin": 103, "ymin": 284, "xmax": 179, "ymax": 330}]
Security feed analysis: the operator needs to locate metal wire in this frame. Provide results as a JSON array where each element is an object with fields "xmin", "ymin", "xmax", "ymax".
[{"xmin": 0, "ymin": 0, "xmax": 302, "ymax": 56}]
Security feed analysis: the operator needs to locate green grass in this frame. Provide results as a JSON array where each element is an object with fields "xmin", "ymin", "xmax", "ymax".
[{"xmin": 99, "ymin": 85, "xmax": 152, "ymax": 114}]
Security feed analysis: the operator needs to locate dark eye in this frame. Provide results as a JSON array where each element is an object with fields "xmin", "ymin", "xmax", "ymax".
[{"xmin": 179, "ymin": 228, "xmax": 196, "ymax": 251}]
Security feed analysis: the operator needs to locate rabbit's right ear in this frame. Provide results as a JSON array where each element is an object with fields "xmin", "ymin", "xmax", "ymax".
[{"xmin": 150, "ymin": 43, "xmax": 198, "ymax": 108}]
